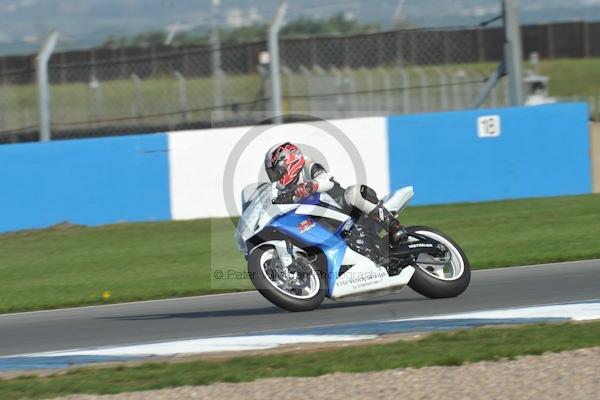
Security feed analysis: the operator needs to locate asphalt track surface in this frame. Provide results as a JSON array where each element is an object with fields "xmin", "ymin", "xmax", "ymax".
[{"xmin": 1, "ymin": 260, "xmax": 599, "ymax": 357}]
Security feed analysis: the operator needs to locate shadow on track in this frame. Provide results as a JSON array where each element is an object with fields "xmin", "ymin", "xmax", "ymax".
[{"xmin": 101, "ymin": 296, "xmax": 426, "ymax": 321}]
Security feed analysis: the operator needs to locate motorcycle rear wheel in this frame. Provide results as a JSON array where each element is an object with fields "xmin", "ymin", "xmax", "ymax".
[
  {"xmin": 248, "ymin": 246, "xmax": 327, "ymax": 312},
  {"xmin": 406, "ymin": 226, "xmax": 471, "ymax": 299}
]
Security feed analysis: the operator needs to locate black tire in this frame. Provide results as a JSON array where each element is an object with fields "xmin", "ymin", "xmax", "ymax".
[
  {"xmin": 248, "ymin": 246, "xmax": 327, "ymax": 312},
  {"xmin": 406, "ymin": 226, "xmax": 471, "ymax": 299}
]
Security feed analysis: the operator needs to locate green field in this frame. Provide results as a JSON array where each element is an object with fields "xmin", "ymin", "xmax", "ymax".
[
  {"xmin": 0, "ymin": 194, "xmax": 599, "ymax": 314},
  {"xmin": 2, "ymin": 57, "xmax": 600, "ymax": 132},
  {"xmin": 1, "ymin": 321, "xmax": 599, "ymax": 399}
]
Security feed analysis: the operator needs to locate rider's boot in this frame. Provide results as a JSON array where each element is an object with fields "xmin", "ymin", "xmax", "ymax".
[{"xmin": 369, "ymin": 203, "xmax": 408, "ymax": 244}]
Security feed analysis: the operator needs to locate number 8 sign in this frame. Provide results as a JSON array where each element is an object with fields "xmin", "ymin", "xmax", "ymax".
[{"xmin": 477, "ymin": 115, "xmax": 501, "ymax": 138}]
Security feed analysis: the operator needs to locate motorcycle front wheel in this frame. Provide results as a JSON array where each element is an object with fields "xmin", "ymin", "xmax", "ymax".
[
  {"xmin": 248, "ymin": 246, "xmax": 327, "ymax": 312},
  {"xmin": 406, "ymin": 226, "xmax": 471, "ymax": 299}
]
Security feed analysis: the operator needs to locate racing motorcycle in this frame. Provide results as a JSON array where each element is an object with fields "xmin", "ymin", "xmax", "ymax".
[{"xmin": 235, "ymin": 183, "xmax": 470, "ymax": 312}]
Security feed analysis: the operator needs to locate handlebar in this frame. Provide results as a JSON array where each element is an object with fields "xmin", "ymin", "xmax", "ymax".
[
  {"xmin": 272, "ymin": 189, "xmax": 296, "ymax": 204},
  {"xmin": 272, "ymin": 180, "xmax": 322, "ymax": 204}
]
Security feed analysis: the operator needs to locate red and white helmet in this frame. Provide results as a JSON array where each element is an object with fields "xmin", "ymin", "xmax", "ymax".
[{"xmin": 264, "ymin": 142, "xmax": 305, "ymax": 188}]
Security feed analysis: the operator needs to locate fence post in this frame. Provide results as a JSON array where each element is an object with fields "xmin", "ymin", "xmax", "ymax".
[
  {"xmin": 472, "ymin": 0, "xmax": 523, "ymax": 108},
  {"xmin": 59, "ymin": 52, "xmax": 67, "ymax": 84},
  {"xmin": 174, "ymin": 71, "xmax": 188, "ymax": 123},
  {"xmin": 344, "ymin": 67, "xmax": 359, "ymax": 115},
  {"xmin": 130, "ymin": 73, "xmax": 142, "ymax": 124},
  {"xmin": 415, "ymin": 67, "xmax": 429, "ymax": 112},
  {"xmin": 546, "ymin": 24, "xmax": 555, "ymax": 59},
  {"xmin": 435, "ymin": 68, "xmax": 449, "ymax": 111},
  {"xmin": 211, "ymin": 0, "xmax": 224, "ymax": 122},
  {"xmin": 331, "ymin": 67, "xmax": 346, "ymax": 113},
  {"xmin": 36, "ymin": 31, "xmax": 59, "ymax": 142},
  {"xmin": 379, "ymin": 67, "xmax": 393, "ymax": 113},
  {"xmin": 504, "ymin": 0, "xmax": 524, "ymax": 106},
  {"xmin": 0, "ymin": 85, "xmax": 5, "ymax": 131},
  {"xmin": 268, "ymin": 0, "xmax": 288, "ymax": 124},
  {"xmin": 476, "ymin": 28, "xmax": 486, "ymax": 62},
  {"xmin": 299, "ymin": 65, "xmax": 312, "ymax": 114},
  {"xmin": 470, "ymin": 70, "xmax": 484, "ymax": 108},
  {"xmin": 362, "ymin": 68, "xmax": 375, "ymax": 113},
  {"xmin": 399, "ymin": 68, "xmax": 410, "ymax": 114},
  {"xmin": 281, "ymin": 66, "xmax": 293, "ymax": 114},
  {"xmin": 583, "ymin": 22, "xmax": 591, "ymax": 58},
  {"xmin": 452, "ymin": 70, "xmax": 462, "ymax": 110},
  {"xmin": 89, "ymin": 76, "xmax": 103, "ymax": 121}
]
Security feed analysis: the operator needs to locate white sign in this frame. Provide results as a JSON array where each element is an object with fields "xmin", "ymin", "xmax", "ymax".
[
  {"xmin": 168, "ymin": 117, "xmax": 390, "ymax": 220},
  {"xmin": 477, "ymin": 115, "xmax": 501, "ymax": 138}
]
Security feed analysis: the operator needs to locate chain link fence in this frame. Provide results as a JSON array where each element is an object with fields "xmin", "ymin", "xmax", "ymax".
[
  {"xmin": 0, "ymin": 59, "xmax": 38, "ymax": 142},
  {"xmin": 43, "ymin": 43, "xmax": 267, "ymax": 140},
  {"xmin": 0, "ymin": 25, "xmax": 506, "ymax": 143},
  {"xmin": 279, "ymin": 28, "xmax": 508, "ymax": 119},
  {"xmin": 1, "ymin": 17, "xmax": 599, "ymax": 143}
]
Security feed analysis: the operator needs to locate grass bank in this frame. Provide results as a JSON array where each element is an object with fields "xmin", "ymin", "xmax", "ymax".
[
  {"xmin": 0, "ymin": 193, "xmax": 599, "ymax": 313},
  {"xmin": 1, "ymin": 321, "xmax": 600, "ymax": 399}
]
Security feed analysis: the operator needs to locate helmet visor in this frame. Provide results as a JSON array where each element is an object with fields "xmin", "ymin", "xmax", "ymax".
[{"xmin": 266, "ymin": 162, "xmax": 286, "ymax": 183}]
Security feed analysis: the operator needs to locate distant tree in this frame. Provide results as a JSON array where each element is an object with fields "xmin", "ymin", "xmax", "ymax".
[
  {"xmin": 220, "ymin": 24, "xmax": 268, "ymax": 43},
  {"xmin": 282, "ymin": 13, "xmax": 379, "ymax": 37},
  {"xmin": 102, "ymin": 31, "xmax": 166, "ymax": 48},
  {"xmin": 103, "ymin": 35, "xmax": 127, "ymax": 48},
  {"xmin": 393, "ymin": 19, "xmax": 417, "ymax": 30},
  {"xmin": 134, "ymin": 31, "xmax": 168, "ymax": 47},
  {"xmin": 102, "ymin": 13, "xmax": 384, "ymax": 48}
]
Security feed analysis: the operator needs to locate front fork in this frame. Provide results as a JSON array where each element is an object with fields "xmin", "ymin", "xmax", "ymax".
[
  {"xmin": 270, "ymin": 240, "xmax": 315, "ymax": 289},
  {"xmin": 273, "ymin": 240, "xmax": 294, "ymax": 268}
]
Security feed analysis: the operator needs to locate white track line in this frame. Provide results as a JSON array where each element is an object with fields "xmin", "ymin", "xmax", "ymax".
[
  {"xmin": 232, "ymin": 298, "xmax": 600, "ymax": 339},
  {"xmin": 14, "ymin": 335, "xmax": 377, "ymax": 359},
  {"xmin": 389, "ymin": 301, "xmax": 600, "ymax": 322},
  {"xmin": 7, "ymin": 300, "xmax": 599, "ymax": 360}
]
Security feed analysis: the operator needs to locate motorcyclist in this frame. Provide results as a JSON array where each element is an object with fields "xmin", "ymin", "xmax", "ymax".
[{"xmin": 264, "ymin": 142, "xmax": 406, "ymax": 244}]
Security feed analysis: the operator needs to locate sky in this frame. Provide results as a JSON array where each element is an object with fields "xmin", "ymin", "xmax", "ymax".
[{"xmin": 0, "ymin": 0, "xmax": 599, "ymax": 55}]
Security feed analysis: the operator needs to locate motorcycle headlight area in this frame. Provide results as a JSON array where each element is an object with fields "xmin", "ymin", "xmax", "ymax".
[{"xmin": 236, "ymin": 186, "xmax": 275, "ymax": 253}]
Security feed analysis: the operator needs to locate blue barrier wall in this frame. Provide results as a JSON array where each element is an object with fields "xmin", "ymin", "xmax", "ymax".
[
  {"xmin": 0, "ymin": 103, "xmax": 592, "ymax": 233},
  {"xmin": 387, "ymin": 103, "xmax": 591, "ymax": 205},
  {"xmin": 0, "ymin": 134, "xmax": 171, "ymax": 233}
]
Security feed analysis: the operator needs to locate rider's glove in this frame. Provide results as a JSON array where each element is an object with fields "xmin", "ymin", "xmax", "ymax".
[{"xmin": 294, "ymin": 181, "xmax": 318, "ymax": 198}]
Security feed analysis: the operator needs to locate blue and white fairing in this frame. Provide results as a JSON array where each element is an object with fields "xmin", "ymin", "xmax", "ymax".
[{"xmin": 236, "ymin": 183, "xmax": 415, "ymax": 300}]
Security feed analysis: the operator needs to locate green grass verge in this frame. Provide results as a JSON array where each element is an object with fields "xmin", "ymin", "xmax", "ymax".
[
  {"xmin": 2, "ymin": 322, "xmax": 600, "ymax": 399},
  {"xmin": 0, "ymin": 193, "xmax": 599, "ymax": 314}
]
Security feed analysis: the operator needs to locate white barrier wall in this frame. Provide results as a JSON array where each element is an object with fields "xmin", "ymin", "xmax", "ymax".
[{"xmin": 168, "ymin": 117, "xmax": 389, "ymax": 220}]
